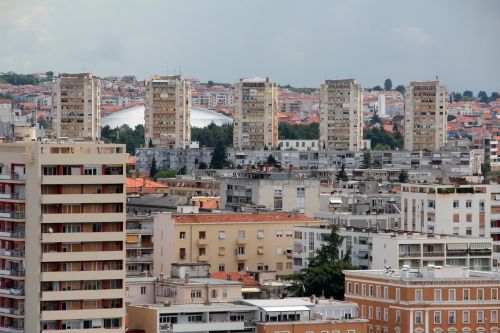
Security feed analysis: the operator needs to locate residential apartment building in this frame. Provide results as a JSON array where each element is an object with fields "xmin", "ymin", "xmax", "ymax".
[
  {"xmin": 400, "ymin": 184, "xmax": 490, "ymax": 237},
  {"xmin": 53, "ymin": 73, "xmax": 101, "ymax": 140},
  {"xmin": 0, "ymin": 141, "xmax": 126, "ymax": 332},
  {"xmin": 319, "ymin": 79, "xmax": 363, "ymax": 151},
  {"xmin": 126, "ymin": 215, "xmax": 154, "ymax": 277},
  {"xmin": 218, "ymin": 170, "xmax": 321, "ymax": 216},
  {"xmin": 344, "ymin": 267, "xmax": 500, "ymax": 333},
  {"xmin": 233, "ymin": 77, "xmax": 278, "ymax": 150},
  {"xmin": 278, "ymin": 139, "xmax": 319, "ymax": 151},
  {"xmin": 404, "ymin": 81, "xmax": 448, "ymax": 151},
  {"xmin": 144, "ymin": 75, "xmax": 191, "ymax": 149},
  {"xmin": 490, "ymin": 184, "xmax": 500, "ymax": 267},
  {"xmin": 293, "ymin": 226, "xmax": 493, "ymax": 271},
  {"xmin": 153, "ymin": 212, "xmax": 321, "ymax": 277}
]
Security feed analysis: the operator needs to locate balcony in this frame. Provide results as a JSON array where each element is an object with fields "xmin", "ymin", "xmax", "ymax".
[
  {"xmin": 197, "ymin": 238, "xmax": 209, "ymax": 246},
  {"xmin": 197, "ymin": 254, "xmax": 209, "ymax": 262},
  {"xmin": 42, "ymin": 251, "xmax": 123, "ymax": 262},
  {"xmin": 0, "ymin": 174, "xmax": 26, "ymax": 182},
  {"xmin": 0, "ymin": 307, "xmax": 24, "ymax": 317},
  {"xmin": 0, "ymin": 288, "xmax": 24, "ymax": 297},
  {"xmin": 41, "ymin": 307, "xmax": 124, "ymax": 321},
  {"xmin": 399, "ymin": 252, "xmax": 421, "ymax": 258},
  {"xmin": 41, "ymin": 288, "xmax": 123, "ymax": 301},
  {"xmin": 423, "ymin": 251, "xmax": 444, "ymax": 257},
  {"xmin": 127, "ymin": 255, "xmax": 153, "ymax": 263},
  {"xmin": 42, "ymin": 212, "xmax": 124, "ymax": 224},
  {"xmin": 0, "ymin": 325, "xmax": 24, "ymax": 333},
  {"xmin": 236, "ymin": 253, "xmax": 248, "ymax": 261},
  {"xmin": 159, "ymin": 321, "xmax": 245, "ymax": 332},
  {"xmin": 446, "ymin": 250, "xmax": 468, "ymax": 257},
  {"xmin": 0, "ymin": 193, "xmax": 25, "ymax": 201},
  {"xmin": 0, "ymin": 269, "xmax": 24, "ymax": 278},
  {"xmin": 41, "ymin": 193, "xmax": 124, "ymax": 205},
  {"xmin": 42, "ymin": 232, "xmax": 123, "ymax": 243},
  {"xmin": 42, "ymin": 174, "xmax": 123, "ymax": 185},
  {"xmin": 41, "ymin": 269, "xmax": 123, "ymax": 282},
  {"xmin": 0, "ymin": 249, "xmax": 25, "ymax": 259},
  {"xmin": 0, "ymin": 212, "xmax": 25, "ymax": 221}
]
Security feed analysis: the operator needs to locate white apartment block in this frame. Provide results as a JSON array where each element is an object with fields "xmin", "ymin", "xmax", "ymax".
[
  {"xmin": 218, "ymin": 171, "xmax": 320, "ymax": 216},
  {"xmin": 233, "ymin": 77, "xmax": 278, "ymax": 150},
  {"xmin": 293, "ymin": 226, "xmax": 494, "ymax": 271},
  {"xmin": 490, "ymin": 184, "xmax": 500, "ymax": 267},
  {"xmin": 404, "ymin": 81, "xmax": 448, "ymax": 151},
  {"xmin": 278, "ymin": 139, "xmax": 319, "ymax": 151},
  {"xmin": 319, "ymin": 79, "xmax": 363, "ymax": 151},
  {"xmin": 53, "ymin": 73, "xmax": 101, "ymax": 140},
  {"xmin": 400, "ymin": 184, "xmax": 490, "ymax": 237},
  {"xmin": 0, "ymin": 141, "xmax": 126, "ymax": 332},
  {"xmin": 144, "ymin": 76, "xmax": 191, "ymax": 149}
]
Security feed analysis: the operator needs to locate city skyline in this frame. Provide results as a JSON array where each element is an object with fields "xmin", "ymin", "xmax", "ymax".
[{"xmin": 1, "ymin": 0, "xmax": 499, "ymax": 92}]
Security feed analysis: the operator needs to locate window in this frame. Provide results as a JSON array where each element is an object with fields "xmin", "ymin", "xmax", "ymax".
[
  {"xmin": 477, "ymin": 310, "xmax": 484, "ymax": 323},
  {"xmin": 276, "ymin": 247, "xmax": 283, "ymax": 255},
  {"xmin": 362, "ymin": 284, "xmax": 366, "ymax": 296},
  {"xmin": 238, "ymin": 230, "xmax": 245, "ymax": 239},
  {"xmin": 477, "ymin": 288, "xmax": 484, "ymax": 300},
  {"xmin": 276, "ymin": 262, "xmax": 283, "ymax": 270},
  {"xmin": 376, "ymin": 307, "xmax": 381, "ymax": 320},
  {"xmin": 492, "ymin": 310, "xmax": 498, "ymax": 323},
  {"xmin": 218, "ymin": 231, "xmax": 225, "ymax": 240},
  {"xmin": 453, "ymin": 200, "xmax": 459, "ymax": 208},
  {"xmin": 179, "ymin": 232, "xmax": 185, "ymax": 239},
  {"xmin": 198, "ymin": 231, "xmax": 206, "ymax": 239},
  {"xmin": 188, "ymin": 314, "xmax": 203, "ymax": 322},
  {"xmin": 415, "ymin": 311, "xmax": 422, "ymax": 324},
  {"xmin": 376, "ymin": 286, "xmax": 381, "ymax": 298},
  {"xmin": 286, "ymin": 230, "xmax": 293, "ymax": 238},
  {"xmin": 383, "ymin": 308, "xmax": 388, "ymax": 321},
  {"xmin": 453, "ymin": 214, "xmax": 460, "ymax": 222},
  {"xmin": 347, "ymin": 282, "xmax": 352, "ymax": 294},
  {"xmin": 434, "ymin": 289, "xmax": 442, "ymax": 301},
  {"xmin": 369, "ymin": 285, "xmax": 374, "ymax": 297},
  {"xmin": 434, "ymin": 311, "xmax": 441, "ymax": 324},
  {"xmin": 463, "ymin": 289, "xmax": 470, "ymax": 300},
  {"xmin": 369, "ymin": 306, "xmax": 373, "ymax": 319},
  {"xmin": 179, "ymin": 248, "xmax": 186, "ymax": 260},
  {"xmin": 211, "ymin": 289, "xmax": 218, "ymax": 298},
  {"xmin": 415, "ymin": 289, "xmax": 423, "ymax": 301},
  {"xmin": 479, "ymin": 201, "xmax": 485, "ymax": 212},
  {"xmin": 276, "ymin": 230, "xmax": 283, "ymax": 238},
  {"xmin": 462, "ymin": 310, "xmax": 469, "ymax": 323},
  {"xmin": 354, "ymin": 284, "xmax": 359, "ymax": 295},
  {"xmin": 466, "ymin": 213, "xmax": 472, "ymax": 222},
  {"xmin": 448, "ymin": 289, "xmax": 456, "ymax": 301},
  {"xmin": 141, "ymin": 287, "xmax": 146, "ymax": 295},
  {"xmin": 384, "ymin": 286, "xmax": 388, "ymax": 299},
  {"xmin": 466, "ymin": 200, "xmax": 472, "ymax": 208},
  {"xmin": 361, "ymin": 305, "xmax": 366, "ymax": 318},
  {"xmin": 190, "ymin": 290, "xmax": 202, "ymax": 298},
  {"xmin": 448, "ymin": 311, "xmax": 456, "ymax": 324},
  {"xmin": 466, "ymin": 227, "xmax": 472, "ymax": 235},
  {"xmin": 257, "ymin": 230, "xmax": 264, "ymax": 239},
  {"xmin": 396, "ymin": 310, "xmax": 401, "ymax": 323},
  {"xmin": 198, "ymin": 248, "xmax": 206, "ymax": 256},
  {"xmin": 492, "ymin": 288, "xmax": 498, "ymax": 300},
  {"xmin": 236, "ymin": 247, "xmax": 245, "ymax": 255},
  {"xmin": 218, "ymin": 264, "xmax": 225, "ymax": 272}
]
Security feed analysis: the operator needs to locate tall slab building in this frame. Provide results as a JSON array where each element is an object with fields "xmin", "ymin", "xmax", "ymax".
[
  {"xmin": 233, "ymin": 77, "xmax": 278, "ymax": 150},
  {"xmin": 0, "ymin": 141, "xmax": 126, "ymax": 332},
  {"xmin": 53, "ymin": 73, "xmax": 101, "ymax": 140},
  {"xmin": 144, "ymin": 76, "xmax": 191, "ymax": 149},
  {"xmin": 320, "ymin": 79, "xmax": 363, "ymax": 150},
  {"xmin": 404, "ymin": 80, "xmax": 448, "ymax": 151}
]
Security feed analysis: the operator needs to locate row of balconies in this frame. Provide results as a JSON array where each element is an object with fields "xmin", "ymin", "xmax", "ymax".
[
  {"xmin": 0, "ymin": 231, "xmax": 25, "ymax": 239},
  {"xmin": 0, "ymin": 288, "xmax": 24, "ymax": 297},
  {"xmin": 0, "ymin": 212, "xmax": 25, "ymax": 220},
  {"xmin": 0, "ymin": 269, "xmax": 24, "ymax": 277},
  {"xmin": 0, "ymin": 193, "xmax": 25, "ymax": 201},
  {"xmin": 399, "ymin": 249, "xmax": 492, "ymax": 258}
]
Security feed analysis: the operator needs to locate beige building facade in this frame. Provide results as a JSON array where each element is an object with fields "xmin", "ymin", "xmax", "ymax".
[
  {"xmin": 404, "ymin": 80, "xmax": 448, "ymax": 151},
  {"xmin": 0, "ymin": 141, "xmax": 126, "ymax": 332},
  {"xmin": 153, "ymin": 212, "xmax": 321, "ymax": 277},
  {"xmin": 233, "ymin": 77, "xmax": 278, "ymax": 150},
  {"xmin": 53, "ymin": 73, "xmax": 101, "ymax": 140},
  {"xmin": 320, "ymin": 79, "xmax": 363, "ymax": 150},
  {"xmin": 144, "ymin": 75, "xmax": 191, "ymax": 148}
]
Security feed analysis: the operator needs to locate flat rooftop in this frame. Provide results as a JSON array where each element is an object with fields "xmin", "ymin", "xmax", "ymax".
[
  {"xmin": 131, "ymin": 302, "xmax": 258, "ymax": 313},
  {"xmin": 344, "ymin": 267, "xmax": 500, "ymax": 281},
  {"xmin": 173, "ymin": 212, "xmax": 315, "ymax": 224}
]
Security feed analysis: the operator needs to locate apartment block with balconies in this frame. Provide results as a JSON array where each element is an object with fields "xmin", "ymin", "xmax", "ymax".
[
  {"xmin": 233, "ymin": 78, "xmax": 278, "ymax": 150},
  {"xmin": 144, "ymin": 76, "xmax": 191, "ymax": 149},
  {"xmin": 53, "ymin": 73, "xmax": 101, "ymax": 141},
  {"xmin": 404, "ymin": 81, "xmax": 448, "ymax": 151},
  {"xmin": 320, "ymin": 79, "xmax": 363, "ymax": 151},
  {"xmin": 126, "ymin": 215, "xmax": 154, "ymax": 277},
  {"xmin": 0, "ymin": 141, "xmax": 126, "ymax": 332}
]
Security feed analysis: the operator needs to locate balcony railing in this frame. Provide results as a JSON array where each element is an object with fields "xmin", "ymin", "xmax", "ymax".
[
  {"xmin": 446, "ymin": 250, "xmax": 468, "ymax": 257},
  {"xmin": 0, "ymin": 193, "xmax": 25, "ymax": 201},
  {"xmin": 0, "ymin": 174, "xmax": 26, "ymax": 181},
  {"xmin": 0, "ymin": 212, "xmax": 25, "ymax": 220},
  {"xmin": 423, "ymin": 251, "xmax": 444, "ymax": 257},
  {"xmin": 399, "ymin": 252, "xmax": 421, "ymax": 257},
  {"xmin": 0, "ymin": 288, "xmax": 24, "ymax": 296}
]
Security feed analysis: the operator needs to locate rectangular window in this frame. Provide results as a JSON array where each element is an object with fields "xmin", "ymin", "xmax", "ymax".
[
  {"xmin": 384, "ymin": 286, "xmax": 388, "ymax": 299},
  {"xmin": 354, "ymin": 283, "xmax": 359, "ymax": 295},
  {"xmin": 463, "ymin": 289, "xmax": 470, "ymax": 300},
  {"xmin": 257, "ymin": 230, "xmax": 264, "ymax": 239},
  {"xmin": 463, "ymin": 310, "xmax": 469, "ymax": 323},
  {"xmin": 383, "ymin": 308, "xmax": 388, "ymax": 321},
  {"xmin": 347, "ymin": 282, "xmax": 352, "ymax": 294},
  {"xmin": 238, "ymin": 230, "xmax": 245, "ymax": 239},
  {"xmin": 466, "ymin": 200, "xmax": 472, "ymax": 208},
  {"xmin": 477, "ymin": 288, "xmax": 484, "ymax": 300},
  {"xmin": 218, "ymin": 264, "xmax": 225, "ymax": 272},
  {"xmin": 396, "ymin": 310, "xmax": 401, "ymax": 323},
  {"xmin": 218, "ymin": 231, "xmax": 225, "ymax": 239},
  {"xmin": 492, "ymin": 310, "xmax": 498, "ymax": 323},
  {"xmin": 434, "ymin": 289, "xmax": 442, "ymax": 301},
  {"xmin": 369, "ymin": 285, "xmax": 374, "ymax": 297},
  {"xmin": 466, "ymin": 213, "xmax": 472, "ymax": 222},
  {"xmin": 415, "ymin": 311, "xmax": 422, "ymax": 324},
  {"xmin": 449, "ymin": 289, "xmax": 456, "ymax": 301},
  {"xmin": 179, "ymin": 231, "xmax": 185, "ymax": 239},
  {"xmin": 376, "ymin": 307, "xmax": 381, "ymax": 320},
  {"xmin": 434, "ymin": 311, "xmax": 441, "ymax": 324},
  {"xmin": 492, "ymin": 288, "xmax": 498, "ymax": 300},
  {"xmin": 141, "ymin": 287, "xmax": 146, "ymax": 295},
  {"xmin": 198, "ymin": 231, "xmax": 206, "ymax": 239},
  {"xmin": 415, "ymin": 289, "xmax": 423, "ymax": 301},
  {"xmin": 362, "ymin": 284, "xmax": 366, "ymax": 296},
  {"xmin": 448, "ymin": 311, "xmax": 456, "ymax": 324},
  {"xmin": 453, "ymin": 200, "xmax": 459, "ymax": 208},
  {"xmin": 477, "ymin": 310, "xmax": 484, "ymax": 323},
  {"xmin": 369, "ymin": 306, "xmax": 373, "ymax": 319},
  {"xmin": 376, "ymin": 286, "xmax": 381, "ymax": 298},
  {"xmin": 190, "ymin": 290, "xmax": 202, "ymax": 298}
]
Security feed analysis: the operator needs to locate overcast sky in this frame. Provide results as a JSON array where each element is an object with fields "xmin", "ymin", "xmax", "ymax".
[{"xmin": 1, "ymin": 0, "xmax": 499, "ymax": 92}]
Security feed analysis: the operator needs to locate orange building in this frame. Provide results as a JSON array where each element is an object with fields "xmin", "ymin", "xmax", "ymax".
[
  {"xmin": 344, "ymin": 266, "xmax": 500, "ymax": 333},
  {"xmin": 257, "ymin": 320, "xmax": 368, "ymax": 333}
]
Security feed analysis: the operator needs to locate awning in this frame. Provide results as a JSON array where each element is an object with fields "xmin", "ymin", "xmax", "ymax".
[
  {"xmin": 261, "ymin": 306, "xmax": 310, "ymax": 312},
  {"xmin": 126, "ymin": 235, "xmax": 139, "ymax": 243},
  {"xmin": 469, "ymin": 243, "xmax": 491, "ymax": 250},
  {"xmin": 446, "ymin": 243, "xmax": 467, "ymax": 250},
  {"xmin": 242, "ymin": 287, "xmax": 261, "ymax": 293},
  {"xmin": 329, "ymin": 197, "xmax": 342, "ymax": 205}
]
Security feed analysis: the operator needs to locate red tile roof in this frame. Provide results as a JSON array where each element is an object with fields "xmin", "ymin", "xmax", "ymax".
[
  {"xmin": 126, "ymin": 177, "xmax": 168, "ymax": 194},
  {"xmin": 211, "ymin": 272, "xmax": 259, "ymax": 286},
  {"xmin": 173, "ymin": 213, "xmax": 314, "ymax": 224}
]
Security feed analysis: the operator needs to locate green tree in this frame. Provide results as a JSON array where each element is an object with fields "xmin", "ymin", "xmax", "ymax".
[
  {"xmin": 481, "ymin": 162, "xmax": 491, "ymax": 176},
  {"xmin": 452, "ymin": 92, "xmax": 463, "ymax": 102},
  {"xmin": 336, "ymin": 163, "xmax": 348, "ymax": 182},
  {"xmin": 210, "ymin": 141, "xmax": 227, "ymax": 169},
  {"xmin": 148, "ymin": 138, "xmax": 153, "ymax": 148},
  {"xmin": 286, "ymin": 227, "xmax": 354, "ymax": 299},
  {"xmin": 178, "ymin": 166, "xmax": 187, "ymax": 175},
  {"xmin": 395, "ymin": 85, "xmax": 406, "ymax": 96},
  {"xmin": 198, "ymin": 162, "xmax": 208, "ymax": 169},
  {"xmin": 491, "ymin": 92, "xmax": 500, "ymax": 101},
  {"xmin": 372, "ymin": 85, "xmax": 383, "ymax": 91},
  {"xmin": 149, "ymin": 156, "xmax": 157, "ymax": 179},
  {"xmin": 278, "ymin": 123, "xmax": 319, "ymax": 140},
  {"xmin": 447, "ymin": 115, "xmax": 456, "ymax": 121},
  {"xmin": 191, "ymin": 123, "xmax": 233, "ymax": 147},
  {"xmin": 384, "ymin": 78, "xmax": 392, "ymax": 91},
  {"xmin": 370, "ymin": 112, "xmax": 382, "ymax": 126},
  {"xmin": 207, "ymin": 80, "xmax": 214, "ymax": 87},
  {"xmin": 153, "ymin": 169, "xmax": 177, "ymax": 181},
  {"xmin": 463, "ymin": 90, "xmax": 473, "ymax": 99},
  {"xmin": 361, "ymin": 151, "xmax": 373, "ymax": 169},
  {"xmin": 398, "ymin": 170, "xmax": 409, "ymax": 183},
  {"xmin": 266, "ymin": 154, "xmax": 278, "ymax": 166},
  {"xmin": 100, "ymin": 124, "xmax": 145, "ymax": 155},
  {"xmin": 478, "ymin": 91, "xmax": 489, "ymax": 103}
]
